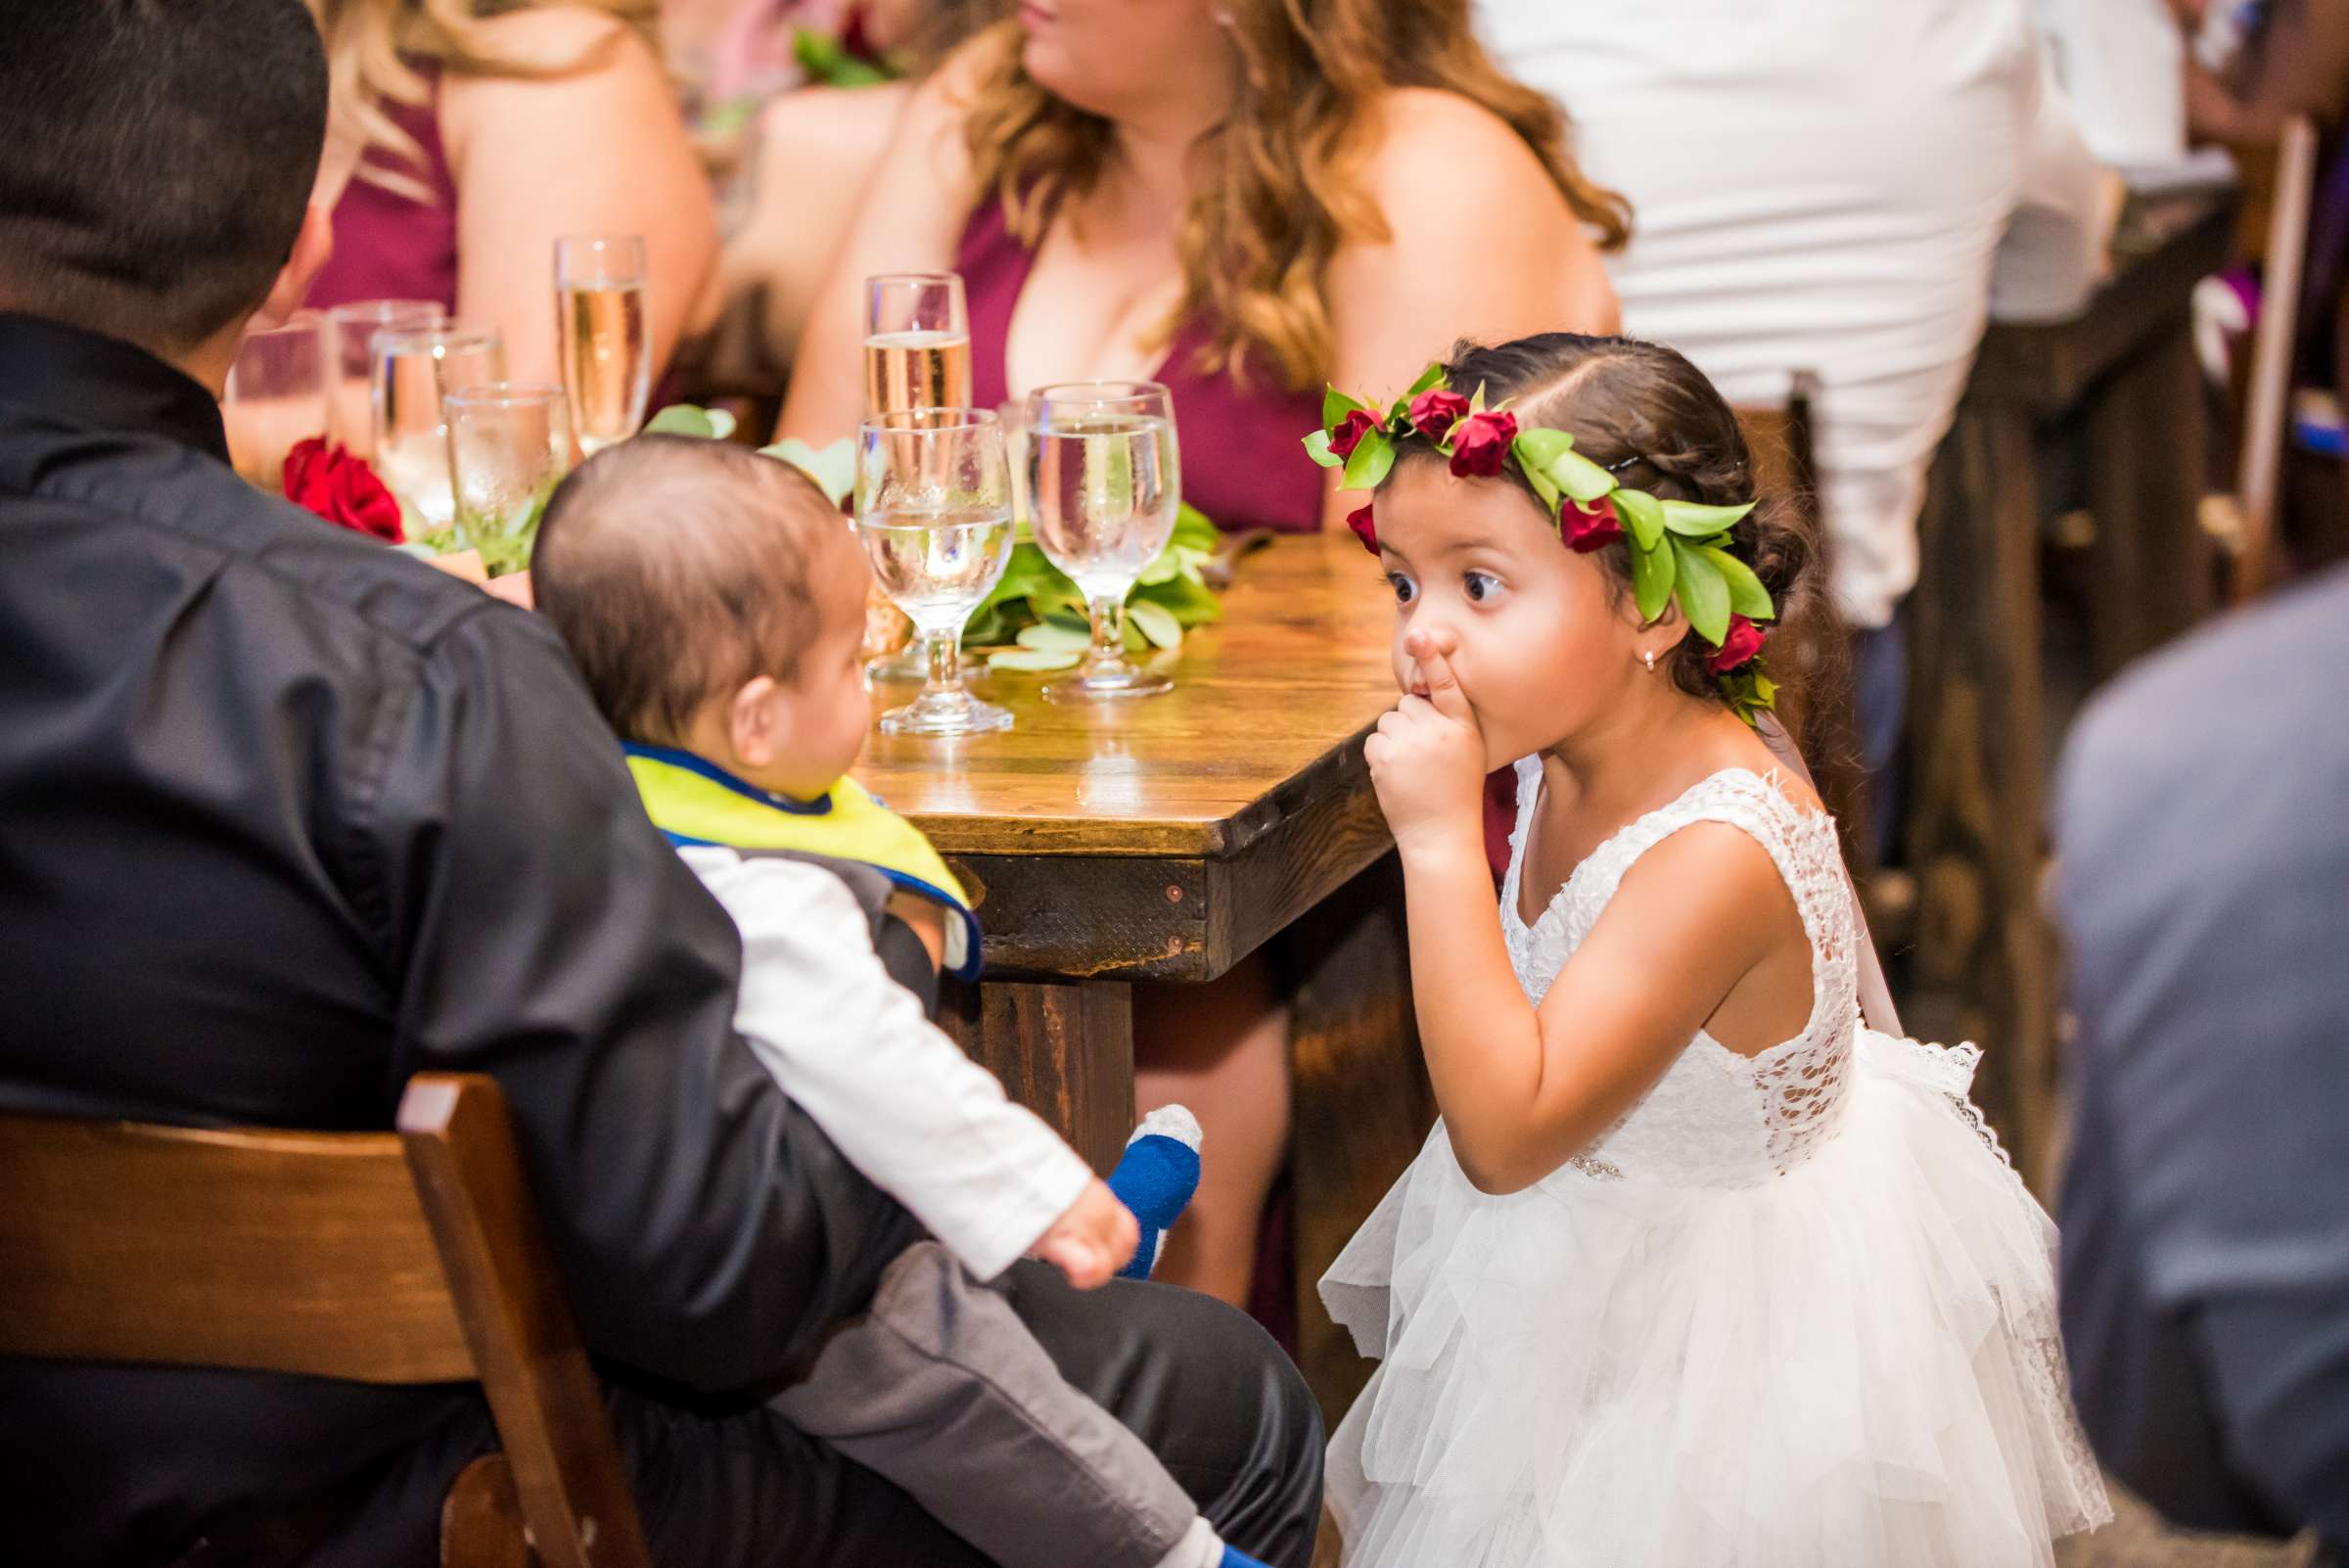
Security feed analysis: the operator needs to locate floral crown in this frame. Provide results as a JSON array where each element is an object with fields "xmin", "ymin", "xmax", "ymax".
[{"xmin": 1305, "ymin": 363, "xmax": 1776, "ymax": 722}]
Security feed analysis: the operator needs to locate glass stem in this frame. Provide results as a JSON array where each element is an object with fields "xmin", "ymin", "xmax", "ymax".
[
  {"xmin": 1088, "ymin": 593, "xmax": 1127, "ymax": 672},
  {"xmin": 925, "ymin": 627, "xmax": 959, "ymax": 697}
]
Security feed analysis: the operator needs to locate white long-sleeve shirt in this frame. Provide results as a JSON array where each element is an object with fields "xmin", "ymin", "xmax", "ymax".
[
  {"xmin": 680, "ymin": 845, "xmax": 1093, "ymax": 1280},
  {"xmin": 1478, "ymin": 0, "xmax": 2110, "ymax": 629}
]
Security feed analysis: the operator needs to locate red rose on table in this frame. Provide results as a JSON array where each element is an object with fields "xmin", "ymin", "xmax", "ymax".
[
  {"xmin": 1561, "ymin": 494, "xmax": 1623, "ymax": 553},
  {"xmin": 1407, "ymin": 388, "xmax": 1470, "ymax": 442},
  {"xmin": 282, "ymin": 438, "xmax": 402, "ymax": 544},
  {"xmin": 1447, "ymin": 409, "xmax": 1517, "ymax": 478},
  {"xmin": 1707, "ymin": 614, "xmax": 1768, "ymax": 673},
  {"xmin": 1347, "ymin": 502, "xmax": 1379, "ymax": 555},
  {"xmin": 1327, "ymin": 408, "xmax": 1377, "ymax": 459}
]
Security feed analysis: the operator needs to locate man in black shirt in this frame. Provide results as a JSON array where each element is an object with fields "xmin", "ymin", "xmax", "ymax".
[{"xmin": 0, "ymin": 4, "xmax": 1320, "ymax": 1564}]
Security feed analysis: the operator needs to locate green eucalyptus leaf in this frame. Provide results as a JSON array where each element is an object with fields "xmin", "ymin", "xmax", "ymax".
[
  {"xmin": 1512, "ymin": 428, "xmax": 1574, "ymax": 471},
  {"xmin": 1016, "ymin": 621, "xmax": 1092, "ymax": 652},
  {"xmin": 1127, "ymin": 600, "xmax": 1182, "ymax": 650},
  {"xmin": 1630, "ymin": 534, "xmax": 1676, "ymax": 623},
  {"xmin": 1135, "ymin": 551, "xmax": 1184, "ymax": 585},
  {"xmin": 645, "ymin": 403, "xmax": 718, "ymax": 438},
  {"xmin": 1136, "ymin": 574, "xmax": 1221, "ymax": 623},
  {"xmin": 1672, "ymin": 538, "xmax": 1730, "ymax": 645},
  {"xmin": 1340, "ymin": 428, "xmax": 1396, "ymax": 490},
  {"xmin": 1660, "ymin": 498, "xmax": 1757, "ymax": 539},
  {"xmin": 1700, "ymin": 546, "xmax": 1775, "ymax": 621},
  {"xmin": 1547, "ymin": 446, "xmax": 1617, "ymax": 504},
  {"xmin": 989, "ymin": 647, "xmax": 1083, "ymax": 672},
  {"xmin": 1612, "ymin": 486, "xmax": 1666, "ymax": 550},
  {"xmin": 1405, "ymin": 362, "xmax": 1447, "ymax": 397},
  {"xmin": 1170, "ymin": 504, "xmax": 1219, "ymax": 551},
  {"xmin": 1302, "ymin": 429, "xmax": 1339, "ymax": 469},
  {"xmin": 760, "ymin": 438, "xmax": 856, "ymax": 505}
]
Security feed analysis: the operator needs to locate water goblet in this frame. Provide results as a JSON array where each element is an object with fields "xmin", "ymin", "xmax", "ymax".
[
  {"xmin": 323, "ymin": 300, "xmax": 445, "ymax": 455},
  {"xmin": 1026, "ymin": 381, "xmax": 1181, "ymax": 702},
  {"xmin": 444, "ymin": 382, "xmax": 572, "ymax": 578},
  {"xmin": 368, "ymin": 324, "xmax": 506, "ymax": 535},
  {"xmin": 854, "ymin": 408, "xmax": 1016, "ymax": 736},
  {"xmin": 221, "ymin": 316, "xmax": 327, "ymax": 492}
]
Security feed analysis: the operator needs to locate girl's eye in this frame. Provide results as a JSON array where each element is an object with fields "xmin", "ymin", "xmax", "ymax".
[
  {"xmin": 1387, "ymin": 572, "xmax": 1417, "ymax": 605},
  {"xmin": 1463, "ymin": 571, "xmax": 1501, "ymax": 602}
]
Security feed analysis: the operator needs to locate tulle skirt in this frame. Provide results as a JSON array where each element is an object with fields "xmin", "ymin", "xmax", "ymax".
[{"xmin": 1320, "ymin": 1030, "xmax": 2111, "ymax": 1568}]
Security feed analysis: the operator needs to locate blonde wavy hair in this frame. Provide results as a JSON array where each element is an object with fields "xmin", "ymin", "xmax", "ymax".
[
  {"xmin": 962, "ymin": 2, "xmax": 1630, "ymax": 392},
  {"xmin": 311, "ymin": 0, "xmax": 656, "ymax": 201}
]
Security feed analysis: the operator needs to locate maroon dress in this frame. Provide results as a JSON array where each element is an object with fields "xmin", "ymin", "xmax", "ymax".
[
  {"xmin": 304, "ymin": 72, "xmax": 461, "ymax": 314},
  {"xmin": 955, "ymin": 201, "xmax": 1324, "ymax": 535}
]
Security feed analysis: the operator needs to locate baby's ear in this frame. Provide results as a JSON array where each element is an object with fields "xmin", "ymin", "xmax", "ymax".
[{"xmin": 728, "ymin": 675, "xmax": 782, "ymax": 765}]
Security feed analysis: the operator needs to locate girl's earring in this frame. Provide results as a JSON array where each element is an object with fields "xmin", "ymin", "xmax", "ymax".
[{"xmin": 1642, "ymin": 650, "xmax": 1657, "ymax": 673}]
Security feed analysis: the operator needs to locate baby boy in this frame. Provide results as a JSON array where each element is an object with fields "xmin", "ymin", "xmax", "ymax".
[{"xmin": 534, "ymin": 435, "xmax": 1254, "ymax": 1568}]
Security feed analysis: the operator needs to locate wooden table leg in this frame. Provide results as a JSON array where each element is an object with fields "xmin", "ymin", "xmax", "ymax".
[
  {"xmin": 2087, "ymin": 320, "xmax": 2216, "ymax": 680},
  {"xmin": 1285, "ymin": 853, "xmax": 1436, "ymax": 1430},
  {"xmin": 939, "ymin": 979, "xmax": 1135, "ymax": 1177},
  {"xmin": 1906, "ymin": 405, "xmax": 2060, "ymax": 1180}
]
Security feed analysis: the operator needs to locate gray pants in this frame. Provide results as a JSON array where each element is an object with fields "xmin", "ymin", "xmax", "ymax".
[{"xmin": 772, "ymin": 1241, "xmax": 1200, "ymax": 1568}]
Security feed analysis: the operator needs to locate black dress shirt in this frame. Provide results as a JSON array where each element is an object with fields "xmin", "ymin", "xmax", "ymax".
[{"xmin": 0, "ymin": 314, "xmax": 912, "ymax": 1565}]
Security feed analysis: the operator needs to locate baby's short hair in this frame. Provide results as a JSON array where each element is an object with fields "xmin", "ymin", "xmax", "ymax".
[{"xmin": 534, "ymin": 435, "xmax": 846, "ymax": 743}]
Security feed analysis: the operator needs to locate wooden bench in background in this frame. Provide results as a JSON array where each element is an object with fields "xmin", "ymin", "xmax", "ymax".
[{"xmin": 0, "ymin": 1074, "xmax": 650, "ymax": 1568}]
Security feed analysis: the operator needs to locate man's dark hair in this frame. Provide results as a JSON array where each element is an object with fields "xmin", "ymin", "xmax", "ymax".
[
  {"xmin": 0, "ymin": 0, "xmax": 330, "ymax": 353},
  {"xmin": 535, "ymin": 436, "xmax": 842, "ymax": 744}
]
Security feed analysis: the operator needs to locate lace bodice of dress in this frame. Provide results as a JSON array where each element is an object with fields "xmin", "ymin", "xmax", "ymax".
[{"xmin": 1500, "ymin": 759, "xmax": 1863, "ymax": 1188}]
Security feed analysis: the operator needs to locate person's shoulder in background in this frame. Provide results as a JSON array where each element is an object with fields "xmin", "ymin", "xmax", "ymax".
[{"xmin": 2059, "ymin": 563, "xmax": 2349, "ymax": 826}]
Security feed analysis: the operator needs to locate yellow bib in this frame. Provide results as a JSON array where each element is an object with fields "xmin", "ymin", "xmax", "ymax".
[{"xmin": 624, "ymin": 744, "xmax": 980, "ymax": 978}]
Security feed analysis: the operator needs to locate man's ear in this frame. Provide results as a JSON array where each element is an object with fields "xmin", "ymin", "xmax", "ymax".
[
  {"xmin": 728, "ymin": 675, "xmax": 783, "ymax": 766},
  {"xmin": 249, "ymin": 202, "xmax": 336, "ymax": 332}
]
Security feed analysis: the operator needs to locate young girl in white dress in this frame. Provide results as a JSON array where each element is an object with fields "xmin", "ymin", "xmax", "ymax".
[{"xmin": 1309, "ymin": 334, "xmax": 2111, "ymax": 1567}]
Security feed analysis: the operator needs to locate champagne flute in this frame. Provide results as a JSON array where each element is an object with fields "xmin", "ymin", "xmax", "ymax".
[
  {"xmin": 863, "ymin": 272, "xmax": 971, "ymax": 413},
  {"xmin": 1026, "ymin": 382, "xmax": 1181, "ymax": 701},
  {"xmin": 369, "ymin": 324, "xmax": 506, "ymax": 535},
  {"xmin": 555, "ymin": 234, "xmax": 651, "ymax": 455},
  {"xmin": 323, "ymin": 300, "xmax": 445, "ymax": 455},
  {"xmin": 855, "ymin": 408, "xmax": 1016, "ymax": 736},
  {"xmin": 221, "ymin": 316, "xmax": 327, "ymax": 492},
  {"xmin": 444, "ymin": 382, "xmax": 572, "ymax": 578},
  {"xmin": 862, "ymin": 273, "xmax": 971, "ymax": 681}
]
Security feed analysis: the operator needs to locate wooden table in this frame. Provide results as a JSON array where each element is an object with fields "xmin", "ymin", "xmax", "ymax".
[
  {"xmin": 857, "ymin": 533, "xmax": 1434, "ymax": 1414},
  {"xmin": 1908, "ymin": 189, "xmax": 2231, "ymax": 1178}
]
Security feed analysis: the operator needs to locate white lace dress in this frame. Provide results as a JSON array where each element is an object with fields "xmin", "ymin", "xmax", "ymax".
[{"xmin": 1321, "ymin": 764, "xmax": 2110, "ymax": 1567}]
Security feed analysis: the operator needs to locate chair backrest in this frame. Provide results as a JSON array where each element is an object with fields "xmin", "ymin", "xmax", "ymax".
[{"xmin": 0, "ymin": 1073, "xmax": 651, "ymax": 1568}]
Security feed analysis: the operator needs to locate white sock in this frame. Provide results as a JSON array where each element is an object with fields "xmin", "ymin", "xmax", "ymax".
[{"xmin": 1147, "ymin": 1515, "xmax": 1224, "ymax": 1568}]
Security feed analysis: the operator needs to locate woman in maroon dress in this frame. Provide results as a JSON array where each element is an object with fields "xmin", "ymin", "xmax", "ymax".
[
  {"xmin": 304, "ymin": 0, "xmax": 717, "ymax": 389},
  {"xmin": 780, "ymin": 0, "xmax": 1626, "ymax": 1304}
]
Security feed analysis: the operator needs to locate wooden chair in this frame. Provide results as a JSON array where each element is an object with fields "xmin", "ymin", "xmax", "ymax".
[{"xmin": 0, "ymin": 1074, "xmax": 653, "ymax": 1568}]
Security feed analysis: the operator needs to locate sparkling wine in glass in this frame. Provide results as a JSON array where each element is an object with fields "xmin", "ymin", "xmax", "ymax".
[
  {"xmin": 555, "ymin": 235, "xmax": 651, "ymax": 456},
  {"xmin": 861, "ymin": 273, "xmax": 971, "ymax": 682},
  {"xmin": 855, "ymin": 408, "xmax": 1015, "ymax": 736},
  {"xmin": 221, "ymin": 315, "xmax": 327, "ymax": 492},
  {"xmin": 445, "ymin": 382, "xmax": 572, "ymax": 578},
  {"xmin": 369, "ymin": 324, "xmax": 506, "ymax": 534},
  {"xmin": 323, "ymin": 300, "xmax": 445, "ymax": 456},
  {"xmin": 1026, "ymin": 381, "xmax": 1181, "ymax": 701}
]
